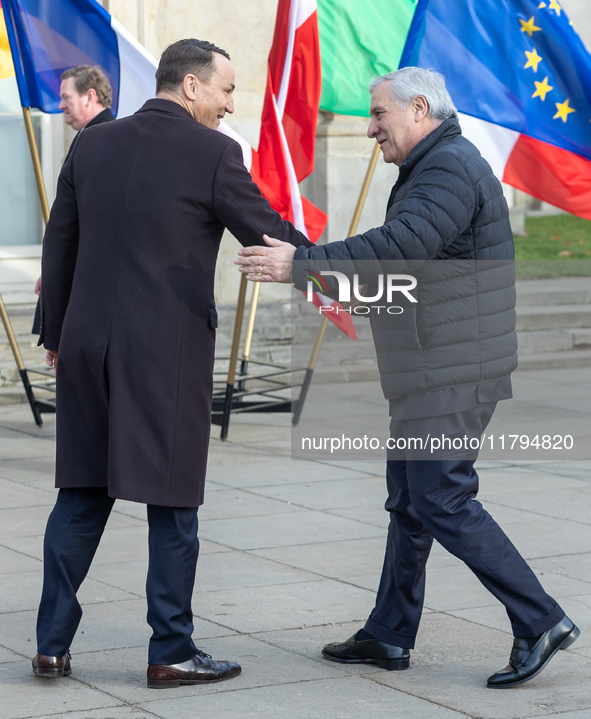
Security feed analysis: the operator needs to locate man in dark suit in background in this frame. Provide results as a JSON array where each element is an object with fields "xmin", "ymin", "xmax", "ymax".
[
  {"xmin": 32, "ymin": 65, "xmax": 115, "ymax": 331},
  {"xmin": 33, "ymin": 39, "xmax": 310, "ymax": 687}
]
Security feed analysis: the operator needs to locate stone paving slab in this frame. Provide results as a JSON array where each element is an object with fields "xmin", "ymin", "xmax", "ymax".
[
  {"xmin": 204, "ymin": 458, "xmax": 372, "ymax": 489},
  {"xmin": 245, "ymin": 475, "xmax": 386, "ymax": 511},
  {"xmin": 487, "ymin": 488, "xmax": 591, "ymax": 526},
  {"xmin": 139, "ymin": 676, "xmax": 471, "ymax": 719},
  {"xmin": 70, "ymin": 635, "xmax": 342, "ymax": 705},
  {"xmin": 251, "ymin": 536, "xmax": 387, "ymax": 581},
  {"xmin": 0, "ymin": 658, "xmax": 122, "ymax": 719},
  {"xmin": 0, "ymin": 456, "xmax": 56, "ymax": 488},
  {"xmin": 190, "ymin": 579, "xmax": 376, "ymax": 634},
  {"xmin": 87, "ymin": 551, "xmax": 321, "ymax": 598},
  {"xmin": 31, "ymin": 709, "xmax": 157, "ymax": 719},
  {"xmin": 199, "ymin": 509, "xmax": 383, "ymax": 551},
  {"xmin": 371, "ymin": 652, "xmax": 591, "ymax": 719},
  {"xmin": 198, "ymin": 487, "xmax": 308, "ymax": 520}
]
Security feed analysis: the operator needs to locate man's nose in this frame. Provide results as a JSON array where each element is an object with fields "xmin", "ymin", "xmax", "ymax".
[
  {"xmin": 58, "ymin": 99, "xmax": 66, "ymax": 110},
  {"xmin": 367, "ymin": 120, "xmax": 378, "ymax": 139},
  {"xmin": 226, "ymin": 96, "xmax": 235, "ymax": 115}
]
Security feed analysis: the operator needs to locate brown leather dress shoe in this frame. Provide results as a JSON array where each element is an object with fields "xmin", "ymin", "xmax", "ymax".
[
  {"xmin": 32, "ymin": 652, "xmax": 72, "ymax": 678},
  {"xmin": 147, "ymin": 649, "xmax": 241, "ymax": 688}
]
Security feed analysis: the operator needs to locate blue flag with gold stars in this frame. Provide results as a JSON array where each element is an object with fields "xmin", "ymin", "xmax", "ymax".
[{"xmin": 402, "ymin": 0, "xmax": 591, "ymax": 219}]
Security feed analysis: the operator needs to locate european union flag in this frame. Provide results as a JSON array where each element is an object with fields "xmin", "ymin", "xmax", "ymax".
[
  {"xmin": 401, "ymin": 0, "xmax": 591, "ymax": 218},
  {"xmin": 2, "ymin": 0, "xmax": 119, "ymax": 113}
]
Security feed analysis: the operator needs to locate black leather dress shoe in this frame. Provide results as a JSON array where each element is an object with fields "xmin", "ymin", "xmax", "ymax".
[
  {"xmin": 147, "ymin": 649, "xmax": 241, "ymax": 688},
  {"xmin": 32, "ymin": 652, "xmax": 72, "ymax": 678},
  {"xmin": 487, "ymin": 616, "xmax": 579, "ymax": 688},
  {"xmin": 322, "ymin": 631, "xmax": 410, "ymax": 670}
]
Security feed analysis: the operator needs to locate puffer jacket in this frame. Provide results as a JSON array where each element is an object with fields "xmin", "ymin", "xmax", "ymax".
[{"xmin": 293, "ymin": 117, "xmax": 518, "ymax": 400}]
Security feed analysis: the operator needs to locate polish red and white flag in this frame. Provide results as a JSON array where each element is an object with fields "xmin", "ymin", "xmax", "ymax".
[{"xmin": 219, "ymin": 0, "xmax": 357, "ymax": 340}]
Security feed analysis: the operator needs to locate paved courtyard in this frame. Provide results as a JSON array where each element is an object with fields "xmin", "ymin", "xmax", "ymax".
[{"xmin": 1, "ymin": 368, "xmax": 591, "ymax": 719}]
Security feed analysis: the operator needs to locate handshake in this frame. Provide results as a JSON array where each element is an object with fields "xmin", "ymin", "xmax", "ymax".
[{"xmin": 235, "ymin": 234, "xmax": 296, "ymax": 283}]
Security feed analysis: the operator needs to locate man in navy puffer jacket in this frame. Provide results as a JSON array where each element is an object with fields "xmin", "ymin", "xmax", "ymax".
[{"xmin": 236, "ymin": 67, "xmax": 578, "ymax": 688}]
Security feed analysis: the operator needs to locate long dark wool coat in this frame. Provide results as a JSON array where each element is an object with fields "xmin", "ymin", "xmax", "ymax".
[{"xmin": 40, "ymin": 98, "xmax": 309, "ymax": 507}]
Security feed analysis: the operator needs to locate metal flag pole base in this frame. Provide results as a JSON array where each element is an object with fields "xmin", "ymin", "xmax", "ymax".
[
  {"xmin": 238, "ymin": 281, "xmax": 261, "ymax": 391},
  {"xmin": 293, "ymin": 142, "xmax": 381, "ymax": 425},
  {"xmin": 292, "ymin": 314, "xmax": 328, "ymax": 426},
  {"xmin": 0, "ymin": 292, "xmax": 55, "ymax": 426},
  {"xmin": 212, "ymin": 274, "xmax": 305, "ymax": 439},
  {"xmin": 219, "ymin": 274, "xmax": 249, "ymax": 440}
]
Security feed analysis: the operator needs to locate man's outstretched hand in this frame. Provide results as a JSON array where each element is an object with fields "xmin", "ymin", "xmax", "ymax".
[{"xmin": 235, "ymin": 234, "xmax": 295, "ymax": 283}]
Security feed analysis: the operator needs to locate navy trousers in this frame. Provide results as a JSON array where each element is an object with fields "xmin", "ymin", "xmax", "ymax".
[
  {"xmin": 36, "ymin": 487, "xmax": 200, "ymax": 665},
  {"xmin": 365, "ymin": 404, "xmax": 564, "ymax": 649}
]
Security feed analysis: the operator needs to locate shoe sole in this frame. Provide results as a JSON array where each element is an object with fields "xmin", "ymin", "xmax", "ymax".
[
  {"xmin": 147, "ymin": 667, "xmax": 242, "ymax": 688},
  {"xmin": 322, "ymin": 650, "xmax": 409, "ymax": 671},
  {"xmin": 487, "ymin": 625, "xmax": 580, "ymax": 689},
  {"xmin": 32, "ymin": 667, "xmax": 72, "ymax": 678}
]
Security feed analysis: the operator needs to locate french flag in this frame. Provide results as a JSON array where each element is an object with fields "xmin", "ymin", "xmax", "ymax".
[
  {"xmin": 1, "ymin": 0, "xmax": 156, "ymax": 117},
  {"xmin": 404, "ymin": 0, "xmax": 591, "ymax": 219}
]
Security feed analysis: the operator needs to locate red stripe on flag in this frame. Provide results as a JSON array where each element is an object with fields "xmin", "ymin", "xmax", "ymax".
[
  {"xmin": 268, "ymin": 0, "xmax": 292, "ymax": 93},
  {"xmin": 504, "ymin": 134, "xmax": 591, "ymax": 221},
  {"xmin": 256, "ymin": 66, "xmax": 297, "ymax": 227},
  {"xmin": 301, "ymin": 195, "xmax": 327, "ymax": 242},
  {"xmin": 311, "ymin": 295, "xmax": 357, "ymax": 340},
  {"xmin": 281, "ymin": 11, "xmax": 321, "ymax": 181},
  {"xmin": 256, "ymin": 0, "xmax": 327, "ymax": 242}
]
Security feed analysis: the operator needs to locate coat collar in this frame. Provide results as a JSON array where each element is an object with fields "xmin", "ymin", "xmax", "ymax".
[
  {"xmin": 135, "ymin": 98, "xmax": 194, "ymax": 120},
  {"xmin": 385, "ymin": 117, "xmax": 462, "ymax": 214},
  {"xmin": 86, "ymin": 107, "xmax": 115, "ymax": 128},
  {"xmin": 397, "ymin": 117, "xmax": 462, "ymax": 179}
]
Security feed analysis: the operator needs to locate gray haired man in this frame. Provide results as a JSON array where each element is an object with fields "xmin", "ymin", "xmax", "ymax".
[{"xmin": 236, "ymin": 67, "xmax": 578, "ymax": 687}]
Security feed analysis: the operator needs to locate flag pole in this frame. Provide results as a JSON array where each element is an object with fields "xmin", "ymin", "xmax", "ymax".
[
  {"xmin": 239, "ymin": 281, "xmax": 261, "ymax": 386},
  {"xmin": 22, "ymin": 107, "xmax": 50, "ymax": 224},
  {"xmin": 221, "ymin": 273, "xmax": 249, "ymax": 440},
  {"xmin": 293, "ymin": 142, "xmax": 381, "ymax": 426}
]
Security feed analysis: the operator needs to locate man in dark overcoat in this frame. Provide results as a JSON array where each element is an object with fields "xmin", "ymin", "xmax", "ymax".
[
  {"xmin": 236, "ymin": 67, "xmax": 579, "ymax": 688},
  {"xmin": 33, "ymin": 39, "xmax": 310, "ymax": 687}
]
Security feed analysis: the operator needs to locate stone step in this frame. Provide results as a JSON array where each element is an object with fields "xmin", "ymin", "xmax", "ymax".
[
  {"xmin": 515, "ymin": 349, "xmax": 591, "ymax": 371},
  {"xmin": 307, "ymin": 349, "xmax": 591, "ymax": 382},
  {"xmin": 515, "ymin": 277, "xmax": 591, "ymax": 307},
  {"xmin": 517, "ymin": 328, "xmax": 591, "ymax": 354},
  {"xmin": 516, "ymin": 304, "xmax": 591, "ymax": 331}
]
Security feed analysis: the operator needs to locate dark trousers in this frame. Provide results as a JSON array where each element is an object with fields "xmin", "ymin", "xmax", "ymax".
[
  {"xmin": 36, "ymin": 487, "xmax": 200, "ymax": 665},
  {"xmin": 365, "ymin": 404, "xmax": 564, "ymax": 649}
]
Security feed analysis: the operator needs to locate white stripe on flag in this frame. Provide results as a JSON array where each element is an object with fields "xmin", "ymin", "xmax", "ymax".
[
  {"xmin": 271, "ymin": 93, "xmax": 307, "ymax": 235},
  {"xmin": 110, "ymin": 16, "xmax": 157, "ymax": 118},
  {"xmin": 217, "ymin": 119, "xmax": 253, "ymax": 171},
  {"xmin": 458, "ymin": 112, "xmax": 519, "ymax": 181}
]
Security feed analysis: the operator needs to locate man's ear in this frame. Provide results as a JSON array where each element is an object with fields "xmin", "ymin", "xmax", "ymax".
[
  {"xmin": 414, "ymin": 95, "xmax": 429, "ymax": 121},
  {"xmin": 182, "ymin": 74, "xmax": 199, "ymax": 101}
]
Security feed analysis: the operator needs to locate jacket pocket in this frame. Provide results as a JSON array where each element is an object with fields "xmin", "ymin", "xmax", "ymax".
[{"xmin": 207, "ymin": 305, "xmax": 218, "ymax": 329}]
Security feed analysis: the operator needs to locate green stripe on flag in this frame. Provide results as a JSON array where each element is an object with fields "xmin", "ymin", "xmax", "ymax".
[{"xmin": 318, "ymin": 0, "xmax": 418, "ymax": 117}]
